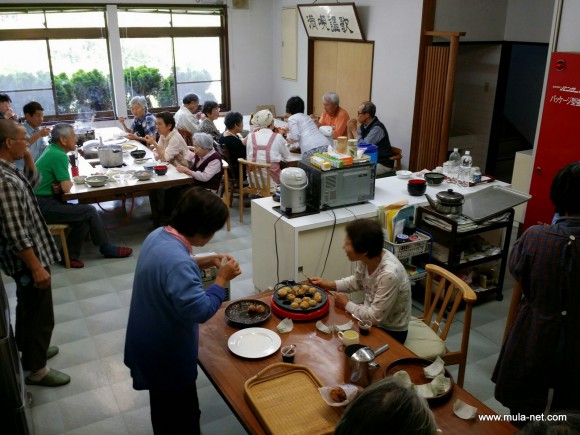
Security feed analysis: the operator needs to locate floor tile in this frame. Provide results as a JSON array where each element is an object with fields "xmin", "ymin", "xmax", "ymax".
[
  {"xmin": 110, "ymin": 378, "xmax": 150, "ymax": 413},
  {"xmin": 31, "ymin": 401, "xmax": 66, "ymax": 435},
  {"xmin": 85, "ymin": 307, "xmax": 130, "ymax": 336},
  {"xmin": 62, "ymin": 414, "xmax": 129, "ymax": 435},
  {"xmin": 57, "ymin": 386, "xmax": 120, "ymax": 432},
  {"xmin": 92, "ymin": 329, "xmax": 127, "ymax": 358},
  {"xmin": 77, "ymin": 293, "xmax": 124, "ymax": 317},
  {"xmin": 102, "ymin": 353, "xmax": 132, "ymax": 385},
  {"xmin": 122, "ymin": 406, "xmax": 154, "ymax": 435}
]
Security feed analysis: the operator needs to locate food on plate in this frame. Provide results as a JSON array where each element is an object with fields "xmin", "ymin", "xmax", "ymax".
[
  {"xmin": 314, "ymin": 293, "xmax": 323, "ymax": 302},
  {"xmin": 301, "ymin": 284, "xmax": 309, "ymax": 291},
  {"xmin": 309, "ymin": 287, "xmax": 318, "ymax": 293},
  {"xmin": 278, "ymin": 288, "xmax": 289, "ymax": 298},
  {"xmin": 294, "ymin": 298, "xmax": 302, "ymax": 304},
  {"xmin": 309, "ymin": 300, "xmax": 317, "ymax": 307},
  {"xmin": 300, "ymin": 301, "xmax": 310, "ymax": 309},
  {"xmin": 329, "ymin": 386, "xmax": 347, "ymax": 402},
  {"xmin": 286, "ymin": 294, "xmax": 296, "ymax": 301},
  {"xmin": 291, "ymin": 302, "xmax": 299, "ymax": 309},
  {"xmin": 247, "ymin": 304, "xmax": 266, "ymax": 314},
  {"xmin": 292, "ymin": 285, "xmax": 301, "ymax": 293}
]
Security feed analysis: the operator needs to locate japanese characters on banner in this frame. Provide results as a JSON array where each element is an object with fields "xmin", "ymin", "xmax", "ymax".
[
  {"xmin": 549, "ymin": 85, "xmax": 580, "ymax": 107},
  {"xmin": 298, "ymin": 3, "xmax": 364, "ymax": 41}
]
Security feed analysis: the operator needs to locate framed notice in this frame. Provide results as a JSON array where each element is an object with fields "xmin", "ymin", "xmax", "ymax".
[{"xmin": 297, "ymin": 3, "xmax": 364, "ymax": 41}]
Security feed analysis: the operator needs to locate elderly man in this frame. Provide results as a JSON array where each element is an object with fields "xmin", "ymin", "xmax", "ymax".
[
  {"xmin": 0, "ymin": 93, "xmax": 18, "ymax": 120},
  {"xmin": 175, "ymin": 93, "xmax": 204, "ymax": 134},
  {"xmin": 0, "ymin": 119, "xmax": 70, "ymax": 387},
  {"xmin": 312, "ymin": 92, "xmax": 350, "ymax": 138},
  {"xmin": 35, "ymin": 124, "xmax": 132, "ymax": 268},
  {"xmin": 14, "ymin": 101, "xmax": 51, "ymax": 171},
  {"xmin": 347, "ymin": 101, "xmax": 394, "ymax": 175},
  {"xmin": 118, "ymin": 96, "xmax": 157, "ymax": 144}
]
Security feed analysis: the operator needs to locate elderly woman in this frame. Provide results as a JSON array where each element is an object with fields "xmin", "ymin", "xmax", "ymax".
[
  {"xmin": 198, "ymin": 101, "xmax": 220, "ymax": 140},
  {"xmin": 118, "ymin": 96, "xmax": 157, "ymax": 143},
  {"xmin": 124, "ymin": 187, "xmax": 241, "ymax": 434},
  {"xmin": 218, "ymin": 111, "xmax": 247, "ymax": 179},
  {"xmin": 176, "ymin": 132, "xmax": 222, "ymax": 192},
  {"xmin": 144, "ymin": 111, "xmax": 190, "ymax": 166},
  {"xmin": 246, "ymin": 109, "xmax": 289, "ymax": 185},
  {"xmin": 285, "ymin": 96, "xmax": 327, "ymax": 156}
]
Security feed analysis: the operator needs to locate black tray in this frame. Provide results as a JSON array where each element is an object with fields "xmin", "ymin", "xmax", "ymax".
[
  {"xmin": 272, "ymin": 284, "xmax": 328, "ymax": 314},
  {"xmin": 225, "ymin": 299, "xmax": 271, "ymax": 327}
]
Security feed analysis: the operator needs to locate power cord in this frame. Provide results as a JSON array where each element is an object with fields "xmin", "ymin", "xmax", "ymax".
[
  {"xmin": 319, "ymin": 208, "xmax": 337, "ymax": 277},
  {"xmin": 273, "ymin": 212, "xmax": 284, "ymax": 284}
]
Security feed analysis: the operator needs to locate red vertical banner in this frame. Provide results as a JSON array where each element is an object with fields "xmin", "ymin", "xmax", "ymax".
[{"xmin": 524, "ymin": 52, "xmax": 580, "ymax": 229}]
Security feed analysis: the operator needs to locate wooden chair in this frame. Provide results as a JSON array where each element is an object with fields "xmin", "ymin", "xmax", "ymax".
[
  {"xmin": 178, "ymin": 128, "xmax": 193, "ymax": 148},
  {"xmin": 255, "ymin": 104, "xmax": 285, "ymax": 121},
  {"xmin": 220, "ymin": 161, "xmax": 231, "ymax": 231},
  {"xmin": 404, "ymin": 264, "xmax": 477, "ymax": 387},
  {"xmin": 390, "ymin": 146, "xmax": 403, "ymax": 171},
  {"xmin": 238, "ymin": 158, "xmax": 271, "ymax": 223},
  {"xmin": 215, "ymin": 142, "xmax": 242, "ymax": 208},
  {"xmin": 48, "ymin": 224, "xmax": 70, "ymax": 269}
]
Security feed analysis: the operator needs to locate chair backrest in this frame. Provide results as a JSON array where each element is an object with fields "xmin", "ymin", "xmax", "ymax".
[
  {"xmin": 237, "ymin": 158, "xmax": 271, "ymax": 223},
  {"xmin": 255, "ymin": 104, "xmax": 277, "ymax": 118},
  {"xmin": 390, "ymin": 146, "xmax": 403, "ymax": 171},
  {"xmin": 178, "ymin": 128, "xmax": 193, "ymax": 148},
  {"xmin": 423, "ymin": 263, "xmax": 476, "ymax": 386}
]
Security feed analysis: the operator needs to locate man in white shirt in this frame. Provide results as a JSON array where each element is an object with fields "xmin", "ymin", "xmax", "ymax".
[{"xmin": 175, "ymin": 93, "xmax": 203, "ymax": 134}]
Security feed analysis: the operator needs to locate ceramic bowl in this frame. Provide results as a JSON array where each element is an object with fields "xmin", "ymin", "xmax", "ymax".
[
  {"xmin": 154, "ymin": 165, "xmax": 168, "ymax": 176},
  {"xmin": 407, "ymin": 179, "xmax": 427, "ymax": 196},
  {"xmin": 424, "ymin": 172, "xmax": 445, "ymax": 185},
  {"xmin": 85, "ymin": 175, "xmax": 108, "ymax": 187},
  {"xmin": 73, "ymin": 175, "xmax": 87, "ymax": 185},
  {"xmin": 396, "ymin": 170, "xmax": 412, "ymax": 179},
  {"xmin": 133, "ymin": 170, "xmax": 154, "ymax": 181},
  {"xmin": 130, "ymin": 149, "xmax": 146, "ymax": 159}
]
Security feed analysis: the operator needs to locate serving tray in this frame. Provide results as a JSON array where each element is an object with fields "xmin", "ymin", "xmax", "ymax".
[{"xmin": 245, "ymin": 363, "xmax": 340, "ymax": 435}]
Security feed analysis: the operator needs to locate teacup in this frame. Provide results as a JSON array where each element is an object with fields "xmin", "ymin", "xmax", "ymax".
[
  {"xmin": 338, "ymin": 330, "xmax": 359, "ymax": 346},
  {"xmin": 358, "ymin": 320, "xmax": 372, "ymax": 336},
  {"xmin": 73, "ymin": 175, "xmax": 86, "ymax": 185}
]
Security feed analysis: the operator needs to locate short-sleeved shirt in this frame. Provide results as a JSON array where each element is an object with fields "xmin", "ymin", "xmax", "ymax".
[
  {"xmin": 132, "ymin": 113, "xmax": 157, "ymax": 138},
  {"xmin": 34, "ymin": 143, "xmax": 70, "ymax": 196},
  {"xmin": 319, "ymin": 106, "xmax": 350, "ymax": 138},
  {"xmin": 175, "ymin": 105, "xmax": 200, "ymax": 134},
  {"xmin": 15, "ymin": 121, "xmax": 48, "ymax": 171}
]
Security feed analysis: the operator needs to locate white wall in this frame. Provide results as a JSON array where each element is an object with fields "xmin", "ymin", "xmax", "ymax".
[
  {"xmin": 435, "ymin": 0, "xmax": 508, "ymax": 41},
  {"xmin": 273, "ymin": 0, "xmax": 423, "ymax": 168},
  {"xmin": 504, "ymin": 0, "xmax": 554, "ymax": 42},
  {"xmin": 555, "ymin": 0, "xmax": 580, "ymax": 52}
]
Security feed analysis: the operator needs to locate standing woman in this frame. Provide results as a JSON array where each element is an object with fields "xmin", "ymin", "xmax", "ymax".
[
  {"xmin": 493, "ymin": 162, "xmax": 580, "ymax": 417},
  {"xmin": 118, "ymin": 96, "xmax": 157, "ymax": 144},
  {"xmin": 124, "ymin": 187, "xmax": 241, "ymax": 434},
  {"xmin": 144, "ymin": 111, "xmax": 190, "ymax": 166},
  {"xmin": 175, "ymin": 132, "xmax": 223, "ymax": 192},
  {"xmin": 198, "ymin": 101, "xmax": 220, "ymax": 140},
  {"xmin": 285, "ymin": 96, "xmax": 327, "ymax": 156}
]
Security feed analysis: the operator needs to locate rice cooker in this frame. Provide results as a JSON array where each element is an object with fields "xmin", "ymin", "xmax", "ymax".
[{"xmin": 280, "ymin": 167, "xmax": 308, "ymax": 214}]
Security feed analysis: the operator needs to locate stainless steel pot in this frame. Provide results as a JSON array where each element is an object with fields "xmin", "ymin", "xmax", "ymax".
[
  {"xmin": 425, "ymin": 189, "xmax": 464, "ymax": 216},
  {"xmin": 98, "ymin": 144, "xmax": 123, "ymax": 167},
  {"xmin": 75, "ymin": 129, "xmax": 95, "ymax": 144}
]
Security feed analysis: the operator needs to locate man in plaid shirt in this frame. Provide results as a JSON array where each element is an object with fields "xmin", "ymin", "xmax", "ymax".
[{"xmin": 0, "ymin": 119, "xmax": 70, "ymax": 387}]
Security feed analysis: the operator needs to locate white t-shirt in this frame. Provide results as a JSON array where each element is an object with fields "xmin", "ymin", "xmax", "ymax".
[
  {"xmin": 174, "ymin": 105, "xmax": 199, "ymax": 134},
  {"xmin": 286, "ymin": 112, "xmax": 328, "ymax": 155}
]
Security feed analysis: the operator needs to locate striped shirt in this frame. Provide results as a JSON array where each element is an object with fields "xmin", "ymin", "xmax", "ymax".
[{"xmin": 0, "ymin": 159, "xmax": 60, "ymax": 276}]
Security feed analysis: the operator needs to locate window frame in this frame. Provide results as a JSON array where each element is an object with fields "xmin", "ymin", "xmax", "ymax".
[{"xmin": 0, "ymin": 4, "xmax": 231, "ymax": 122}]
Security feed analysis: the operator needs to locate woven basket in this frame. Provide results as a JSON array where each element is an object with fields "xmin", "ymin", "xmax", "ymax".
[{"xmin": 244, "ymin": 363, "xmax": 341, "ymax": 435}]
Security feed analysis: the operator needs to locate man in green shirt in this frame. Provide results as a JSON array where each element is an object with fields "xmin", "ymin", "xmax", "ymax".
[{"xmin": 35, "ymin": 123, "xmax": 132, "ymax": 268}]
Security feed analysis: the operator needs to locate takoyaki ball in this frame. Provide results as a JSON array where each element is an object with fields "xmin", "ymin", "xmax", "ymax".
[
  {"xmin": 300, "ymin": 301, "xmax": 310, "ymax": 309},
  {"xmin": 294, "ymin": 298, "xmax": 302, "ymax": 304},
  {"xmin": 286, "ymin": 294, "xmax": 296, "ymax": 301},
  {"xmin": 292, "ymin": 285, "xmax": 301, "ymax": 293},
  {"xmin": 309, "ymin": 287, "xmax": 318, "ymax": 293},
  {"xmin": 298, "ymin": 287, "xmax": 307, "ymax": 296},
  {"xmin": 301, "ymin": 284, "xmax": 309, "ymax": 291},
  {"xmin": 309, "ymin": 300, "xmax": 318, "ymax": 307},
  {"xmin": 247, "ymin": 304, "xmax": 257, "ymax": 313},
  {"xmin": 278, "ymin": 288, "xmax": 288, "ymax": 298},
  {"xmin": 302, "ymin": 297, "xmax": 310, "ymax": 302},
  {"xmin": 314, "ymin": 293, "xmax": 323, "ymax": 302},
  {"xmin": 255, "ymin": 305, "xmax": 266, "ymax": 314},
  {"xmin": 291, "ymin": 302, "xmax": 300, "ymax": 309}
]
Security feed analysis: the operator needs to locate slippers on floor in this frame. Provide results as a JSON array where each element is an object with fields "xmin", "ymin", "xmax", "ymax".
[
  {"xmin": 25, "ymin": 368, "xmax": 70, "ymax": 387},
  {"xmin": 47, "ymin": 346, "xmax": 59, "ymax": 360},
  {"xmin": 68, "ymin": 259, "xmax": 85, "ymax": 268},
  {"xmin": 100, "ymin": 245, "xmax": 133, "ymax": 258}
]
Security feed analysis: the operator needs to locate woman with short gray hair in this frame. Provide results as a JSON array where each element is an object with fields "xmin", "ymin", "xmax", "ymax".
[
  {"xmin": 175, "ymin": 132, "xmax": 223, "ymax": 192},
  {"xmin": 118, "ymin": 95, "xmax": 157, "ymax": 143}
]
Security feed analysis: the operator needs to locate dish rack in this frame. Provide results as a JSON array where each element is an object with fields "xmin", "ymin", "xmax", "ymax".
[{"xmin": 384, "ymin": 228, "xmax": 432, "ymax": 282}]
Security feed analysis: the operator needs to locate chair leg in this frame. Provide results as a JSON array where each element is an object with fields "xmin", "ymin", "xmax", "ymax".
[
  {"xmin": 55, "ymin": 228, "xmax": 70, "ymax": 269},
  {"xmin": 456, "ymin": 362, "xmax": 466, "ymax": 388},
  {"xmin": 239, "ymin": 191, "xmax": 244, "ymax": 223}
]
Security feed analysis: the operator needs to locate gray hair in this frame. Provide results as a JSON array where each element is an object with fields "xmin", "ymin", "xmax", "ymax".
[
  {"xmin": 335, "ymin": 377, "xmax": 438, "ymax": 435},
  {"xmin": 193, "ymin": 132, "xmax": 214, "ymax": 150},
  {"xmin": 322, "ymin": 92, "xmax": 339, "ymax": 105},
  {"xmin": 129, "ymin": 96, "xmax": 148, "ymax": 110},
  {"xmin": 51, "ymin": 123, "xmax": 74, "ymax": 144}
]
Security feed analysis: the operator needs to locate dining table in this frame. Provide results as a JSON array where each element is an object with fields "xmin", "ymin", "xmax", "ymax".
[{"xmin": 198, "ymin": 290, "xmax": 517, "ymax": 435}]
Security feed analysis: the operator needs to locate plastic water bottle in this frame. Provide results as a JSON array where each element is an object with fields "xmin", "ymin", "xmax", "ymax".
[
  {"xmin": 459, "ymin": 150, "xmax": 473, "ymax": 187},
  {"xmin": 449, "ymin": 148, "xmax": 461, "ymax": 166},
  {"xmin": 447, "ymin": 148, "xmax": 461, "ymax": 184}
]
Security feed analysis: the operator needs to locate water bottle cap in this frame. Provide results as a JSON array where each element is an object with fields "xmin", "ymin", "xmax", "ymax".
[
  {"xmin": 465, "ymin": 150, "xmax": 470, "ymax": 155},
  {"xmin": 453, "ymin": 148, "xmax": 458, "ymax": 152}
]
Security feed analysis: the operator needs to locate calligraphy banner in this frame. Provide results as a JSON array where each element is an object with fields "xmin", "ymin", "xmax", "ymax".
[{"xmin": 297, "ymin": 3, "xmax": 365, "ymax": 41}]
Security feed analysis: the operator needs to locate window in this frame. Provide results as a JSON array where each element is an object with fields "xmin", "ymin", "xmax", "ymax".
[{"xmin": 0, "ymin": 5, "xmax": 229, "ymax": 121}]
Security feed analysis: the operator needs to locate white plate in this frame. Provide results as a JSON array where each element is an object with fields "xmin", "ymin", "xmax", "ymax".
[{"xmin": 227, "ymin": 327, "xmax": 281, "ymax": 359}]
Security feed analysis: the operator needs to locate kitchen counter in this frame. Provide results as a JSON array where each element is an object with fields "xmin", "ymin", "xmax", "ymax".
[{"xmin": 251, "ymin": 176, "xmax": 509, "ymax": 291}]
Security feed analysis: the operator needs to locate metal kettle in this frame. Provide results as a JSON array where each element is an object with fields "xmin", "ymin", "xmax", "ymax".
[
  {"xmin": 425, "ymin": 189, "xmax": 464, "ymax": 216},
  {"xmin": 344, "ymin": 344, "xmax": 389, "ymax": 387}
]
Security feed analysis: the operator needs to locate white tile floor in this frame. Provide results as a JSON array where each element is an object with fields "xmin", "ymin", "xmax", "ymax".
[{"xmin": 3, "ymin": 197, "xmax": 515, "ymax": 434}]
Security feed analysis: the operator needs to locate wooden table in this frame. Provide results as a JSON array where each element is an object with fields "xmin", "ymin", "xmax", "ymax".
[{"xmin": 198, "ymin": 291, "xmax": 516, "ymax": 435}]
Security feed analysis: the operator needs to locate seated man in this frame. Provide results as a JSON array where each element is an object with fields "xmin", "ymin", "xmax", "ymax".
[
  {"xmin": 312, "ymin": 92, "xmax": 350, "ymax": 138},
  {"xmin": 15, "ymin": 101, "xmax": 51, "ymax": 171},
  {"xmin": 175, "ymin": 93, "xmax": 203, "ymax": 134},
  {"xmin": 311, "ymin": 219, "xmax": 411, "ymax": 344},
  {"xmin": 347, "ymin": 101, "xmax": 394, "ymax": 175},
  {"xmin": 35, "ymin": 123, "xmax": 132, "ymax": 268},
  {"xmin": 0, "ymin": 93, "xmax": 18, "ymax": 120}
]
